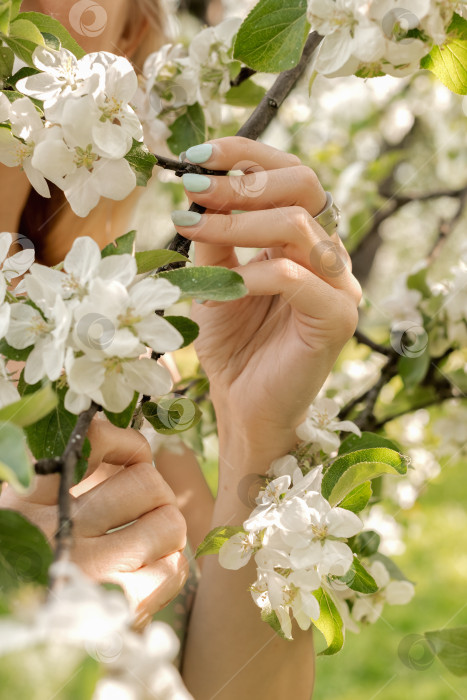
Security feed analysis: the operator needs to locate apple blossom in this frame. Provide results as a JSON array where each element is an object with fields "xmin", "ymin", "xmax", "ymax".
[
  {"xmin": 351, "ymin": 560, "xmax": 415, "ymax": 623},
  {"xmin": 295, "ymin": 397, "xmax": 361, "ymax": 453}
]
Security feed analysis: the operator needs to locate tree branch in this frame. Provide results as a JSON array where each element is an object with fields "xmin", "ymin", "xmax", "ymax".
[
  {"xmin": 353, "ymin": 328, "xmax": 392, "ymax": 356},
  {"xmin": 164, "ymin": 32, "xmax": 323, "ymax": 263},
  {"xmin": 48, "ymin": 402, "xmax": 99, "ymax": 590}
]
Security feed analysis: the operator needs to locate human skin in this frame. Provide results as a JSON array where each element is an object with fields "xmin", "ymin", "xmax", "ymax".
[{"xmin": 0, "ymin": 3, "xmax": 362, "ymax": 697}]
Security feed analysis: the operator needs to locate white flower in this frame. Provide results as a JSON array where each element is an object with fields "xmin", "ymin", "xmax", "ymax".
[
  {"xmin": 6, "ymin": 295, "xmax": 72, "ymax": 384},
  {"xmin": 381, "ymin": 277, "xmax": 423, "ymax": 324},
  {"xmin": 0, "ymin": 97, "xmax": 50, "ymax": 197},
  {"xmin": 0, "ymin": 357, "xmax": 20, "ymax": 408},
  {"xmin": 295, "ymin": 397, "xmax": 361, "ymax": 453},
  {"xmin": 71, "ymin": 276, "xmax": 183, "ymax": 357},
  {"xmin": 218, "ymin": 531, "xmax": 260, "ymax": 570},
  {"xmin": 65, "ymin": 350, "xmax": 173, "ymax": 414},
  {"xmin": 352, "ymin": 560, "xmax": 414, "ymax": 623},
  {"xmin": 25, "ymin": 236, "xmax": 136, "ymax": 305},
  {"xmin": 31, "ymin": 123, "xmax": 136, "ymax": 217}
]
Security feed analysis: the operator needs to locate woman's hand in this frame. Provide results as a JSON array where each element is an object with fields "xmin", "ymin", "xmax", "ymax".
[
  {"xmin": 172, "ymin": 137, "xmax": 362, "ymax": 467},
  {"xmin": 0, "ymin": 418, "xmax": 188, "ymax": 628}
]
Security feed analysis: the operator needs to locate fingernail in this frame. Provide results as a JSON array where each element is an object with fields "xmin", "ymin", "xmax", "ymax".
[
  {"xmin": 171, "ymin": 210, "xmax": 202, "ymax": 227},
  {"xmin": 185, "ymin": 143, "xmax": 213, "ymax": 163},
  {"xmin": 182, "ymin": 173, "xmax": 211, "ymax": 193},
  {"xmin": 179, "ymin": 151, "xmax": 187, "ymax": 162},
  {"xmin": 194, "ymin": 298, "xmax": 207, "ymax": 305}
]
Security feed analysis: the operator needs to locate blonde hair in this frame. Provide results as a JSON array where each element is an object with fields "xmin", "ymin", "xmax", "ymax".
[{"xmin": 21, "ymin": 0, "xmax": 167, "ymax": 266}]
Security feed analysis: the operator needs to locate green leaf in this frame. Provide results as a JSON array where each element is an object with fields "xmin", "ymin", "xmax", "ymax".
[
  {"xmin": 337, "ymin": 481, "xmax": 372, "ymax": 514},
  {"xmin": 0, "ymin": 510, "xmax": 53, "ymax": 590},
  {"xmin": 398, "ymin": 347, "xmax": 430, "ymax": 389},
  {"xmin": 369, "ymin": 552, "xmax": 411, "ymax": 582},
  {"xmin": 9, "ymin": 18, "xmax": 45, "ymax": 45},
  {"xmin": 100, "ymin": 230, "xmax": 136, "ymax": 257},
  {"xmin": 195, "ymin": 525, "xmax": 245, "ymax": 558},
  {"xmin": 0, "ymin": 46, "xmax": 14, "ymax": 80},
  {"xmin": 261, "ymin": 606, "xmax": 290, "ymax": 641},
  {"xmin": 167, "ymin": 102, "xmax": 206, "ymax": 155},
  {"xmin": 104, "ymin": 391, "xmax": 139, "ymax": 429},
  {"xmin": 406, "ymin": 264, "xmax": 431, "ymax": 297},
  {"xmin": 420, "ymin": 13, "xmax": 467, "ymax": 95},
  {"xmin": 124, "ymin": 139, "xmax": 157, "ymax": 186},
  {"xmin": 312, "ymin": 588, "xmax": 344, "ymax": 656},
  {"xmin": 321, "ymin": 447, "xmax": 408, "ymax": 506},
  {"xmin": 41, "ymin": 31, "xmax": 61, "ymax": 51},
  {"xmin": 16, "ymin": 11, "xmax": 85, "ymax": 58},
  {"xmin": 142, "ymin": 396, "xmax": 202, "ymax": 435},
  {"xmin": 0, "ymin": 337, "xmax": 33, "ymax": 361},
  {"xmin": 0, "ymin": 383, "xmax": 57, "ymax": 427},
  {"xmin": 338, "ymin": 431, "xmax": 401, "ymax": 456},
  {"xmin": 135, "ymin": 248, "xmax": 188, "ymax": 274},
  {"xmin": 3, "ymin": 34, "xmax": 39, "ymax": 66},
  {"xmin": 21, "ymin": 383, "xmax": 78, "ymax": 460},
  {"xmin": 349, "ymin": 530, "xmax": 381, "ymax": 558},
  {"xmin": 6, "ymin": 64, "xmax": 39, "ymax": 87},
  {"xmin": 233, "ymin": 0, "xmax": 309, "ymax": 73},
  {"xmin": 0, "ymin": 421, "xmax": 34, "ymax": 491},
  {"xmin": 225, "ymin": 78, "xmax": 267, "ymax": 107},
  {"xmin": 424, "ymin": 627, "xmax": 467, "ymax": 676},
  {"xmin": 337, "ymin": 556, "xmax": 378, "ymax": 594},
  {"xmin": 165, "ymin": 315, "xmax": 199, "ymax": 348},
  {"xmin": 74, "ymin": 436, "xmax": 91, "ymax": 485},
  {"xmin": 157, "ymin": 265, "xmax": 248, "ymax": 302}
]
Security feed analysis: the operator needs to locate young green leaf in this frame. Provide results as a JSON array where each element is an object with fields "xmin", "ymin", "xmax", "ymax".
[
  {"xmin": 312, "ymin": 587, "xmax": 344, "ymax": 655},
  {"xmin": 0, "ymin": 46, "xmax": 14, "ymax": 80},
  {"xmin": 0, "ymin": 383, "xmax": 57, "ymax": 427},
  {"xmin": 167, "ymin": 102, "xmax": 206, "ymax": 155},
  {"xmin": 142, "ymin": 396, "xmax": 202, "ymax": 435},
  {"xmin": 337, "ymin": 556, "xmax": 378, "ymax": 594},
  {"xmin": 337, "ymin": 481, "xmax": 372, "ymax": 514},
  {"xmin": 398, "ymin": 347, "xmax": 430, "ymax": 389},
  {"xmin": 349, "ymin": 530, "xmax": 381, "ymax": 558},
  {"xmin": 0, "ymin": 421, "xmax": 34, "ymax": 491},
  {"xmin": 124, "ymin": 139, "xmax": 157, "ymax": 187},
  {"xmin": 195, "ymin": 525, "xmax": 245, "ymax": 558},
  {"xmin": 233, "ymin": 0, "xmax": 309, "ymax": 73},
  {"xmin": 9, "ymin": 17, "xmax": 45, "ymax": 45},
  {"xmin": 21, "ymin": 383, "xmax": 78, "ymax": 460},
  {"xmin": 420, "ymin": 13, "xmax": 467, "ymax": 94},
  {"xmin": 157, "ymin": 266, "xmax": 248, "ymax": 302},
  {"xmin": 0, "ymin": 510, "xmax": 53, "ymax": 590},
  {"xmin": 101, "ymin": 230, "xmax": 136, "ymax": 257},
  {"xmin": 135, "ymin": 249, "xmax": 188, "ymax": 274},
  {"xmin": 16, "ymin": 11, "xmax": 86, "ymax": 58},
  {"xmin": 0, "ymin": 337, "xmax": 33, "ymax": 361},
  {"xmin": 104, "ymin": 391, "xmax": 139, "ymax": 429},
  {"xmin": 164, "ymin": 315, "xmax": 199, "ymax": 348},
  {"xmin": 338, "ymin": 431, "xmax": 401, "ymax": 456},
  {"xmin": 261, "ymin": 606, "xmax": 291, "ymax": 641},
  {"xmin": 224, "ymin": 78, "xmax": 267, "ymax": 107},
  {"xmin": 424, "ymin": 627, "xmax": 467, "ymax": 676},
  {"xmin": 321, "ymin": 447, "xmax": 408, "ymax": 505}
]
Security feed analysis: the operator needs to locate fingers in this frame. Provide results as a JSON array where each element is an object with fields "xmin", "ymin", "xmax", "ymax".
[
  {"xmin": 85, "ymin": 417, "xmax": 153, "ymax": 474},
  {"xmin": 73, "ymin": 461, "xmax": 177, "ymax": 536},
  {"xmin": 172, "ymin": 206, "xmax": 355, "ymax": 292},
  {"xmin": 73, "ymin": 504, "xmax": 187, "ymax": 578},
  {"xmin": 181, "ymin": 165, "xmax": 326, "ymax": 217},
  {"xmin": 232, "ymin": 257, "xmax": 360, "ymax": 339},
  {"xmin": 184, "ymin": 136, "xmax": 301, "ymax": 171},
  {"xmin": 111, "ymin": 551, "xmax": 190, "ymax": 628}
]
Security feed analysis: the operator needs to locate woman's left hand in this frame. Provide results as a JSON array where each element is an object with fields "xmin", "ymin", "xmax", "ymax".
[{"xmin": 171, "ymin": 137, "xmax": 361, "ymax": 468}]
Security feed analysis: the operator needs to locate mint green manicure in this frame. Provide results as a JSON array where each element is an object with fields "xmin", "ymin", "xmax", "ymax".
[
  {"xmin": 185, "ymin": 143, "xmax": 213, "ymax": 163},
  {"xmin": 182, "ymin": 173, "xmax": 211, "ymax": 193},
  {"xmin": 171, "ymin": 210, "xmax": 202, "ymax": 227}
]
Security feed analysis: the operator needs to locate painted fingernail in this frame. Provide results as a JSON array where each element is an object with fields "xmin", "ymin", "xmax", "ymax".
[
  {"xmin": 179, "ymin": 151, "xmax": 187, "ymax": 162},
  {"xmin": 194, "ymin": 298, "xmax": 207, "ymax": 305},
  {"xmin": 185, "ymin": 143, "xmax": 213, "ymax": 163},
  {"xmin": 182, "ymin": 173, "xmax": 211, "ymax": 193},
  {"xmin": 171, "ymin": 210, "xmax": 202, "ymax": 227}
]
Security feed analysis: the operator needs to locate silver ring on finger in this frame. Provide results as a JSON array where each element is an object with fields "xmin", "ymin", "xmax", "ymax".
[{"xmin": 314, "ymin": 191, "xmax": 340, "ymax": 236}]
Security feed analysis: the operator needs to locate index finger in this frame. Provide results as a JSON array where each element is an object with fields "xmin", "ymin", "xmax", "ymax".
[{"xmin": 182, "ymin": 136, "xmax": 302, "ymax": 172}]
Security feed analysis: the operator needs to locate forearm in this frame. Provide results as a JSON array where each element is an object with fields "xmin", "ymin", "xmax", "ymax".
[{"xmin": 182, "ymin": 425, "xmax": 315, "ymax": 700}]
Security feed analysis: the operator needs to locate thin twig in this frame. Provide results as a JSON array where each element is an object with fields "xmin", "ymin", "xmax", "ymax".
[
  {"xmin": 164, "ymin": 31, "xmax": 323, "ymax": 264},
  {"xmin": 230, "ymin": 66, "xmax": 256, "ymax": 87},
  {"xmin": 48, "ymin": 402, "xmax": 98, "ymax": 590},
  {"xmin": 151, "ymin": 154, "xmax": 228, "ymax": 177},
  {"xmin": 354, "ymin": 328, "xmax": 392, "ymax": 356}
]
